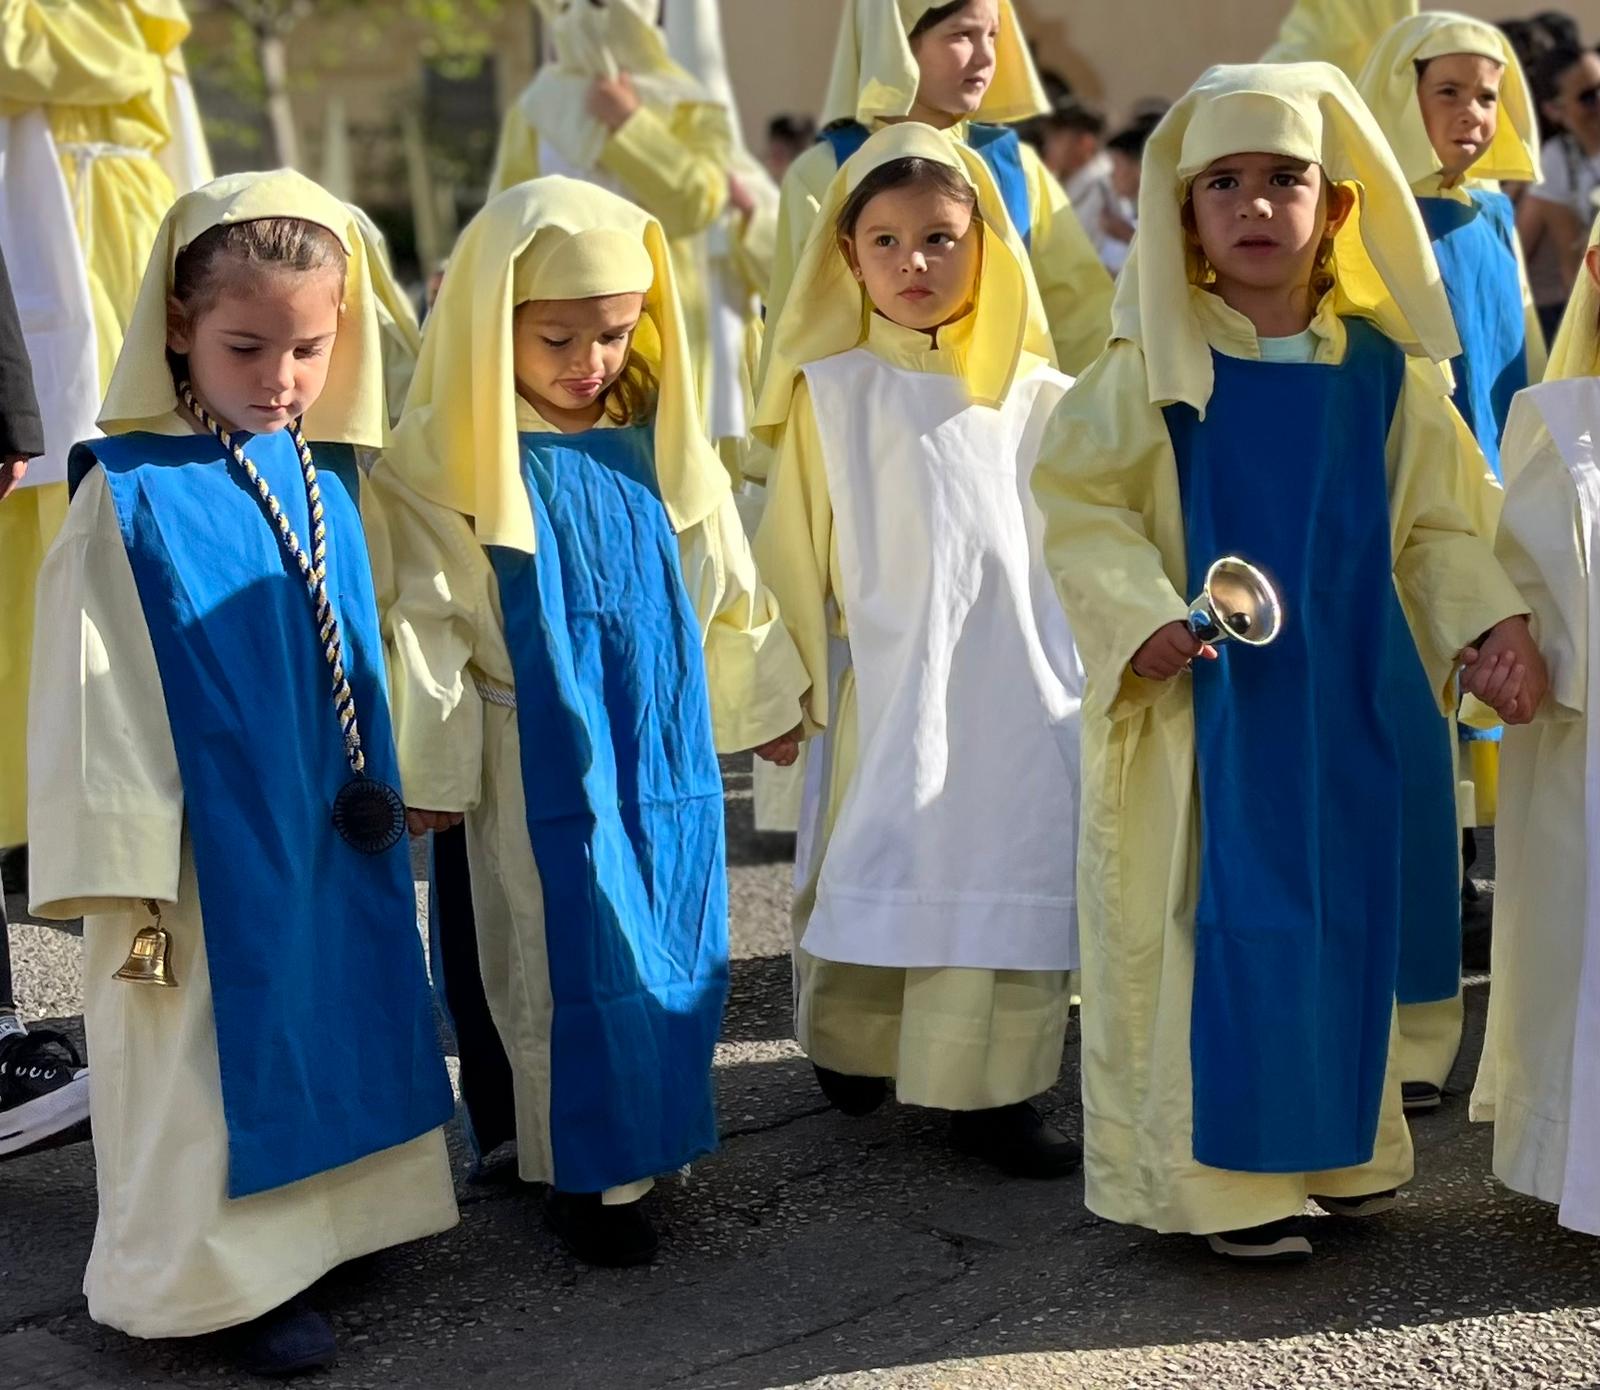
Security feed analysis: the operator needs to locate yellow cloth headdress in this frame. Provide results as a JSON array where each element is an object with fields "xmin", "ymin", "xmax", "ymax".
[
  {"xmin": 752, "ymin": 122, "xmax": 1052, "ymax": 440},
  {"xmin": 821, "ymin": 0, "xmax": 1048, "ymax": 128},
  {"xmin": 346, "ymin": 202, "xmax": 423, "ymax": 427},
  {"xmin": 388, "ymin": 176, "xmax": 728, "ymax": 556},
  {"xmin": 1544, "ymin": 212, "xmax": 1600, "ymax": 382},
  {"xmin": 1355, "ymin": 11, "xmax": 1541, "ymax": 187},
  {"xmin": 1118, "ymin": 61, "xmax": 1461, "ymax": 414},
  {"xmin": 128, "ymin": 0, "xmax": 193, "ymax": 55},
  {"xmin": 99, "ymin": 169, "xmax": 388, "ymax": 447},
  {"xmin": 1262, "ymin": 0, "xmax": 1418, "ymax": 82}
]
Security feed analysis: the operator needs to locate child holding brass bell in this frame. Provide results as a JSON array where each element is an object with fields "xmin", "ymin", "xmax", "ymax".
[{"xmin": 1031, "ymin": 62, "xmax": 1543, "ymax": 1264}]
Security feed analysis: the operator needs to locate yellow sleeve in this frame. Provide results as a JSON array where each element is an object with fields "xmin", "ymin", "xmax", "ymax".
[
  {"xmin": 731, "ymin": 199, "xmax": 779, "ymax": 300},
  {"xmin": 487, "ymin": 104, "xmax": 541, "ymax": 197},
  {"xmin": 763, "ymin": 143, "xmax": 835, "ymax": 320},
  {"xmin": 598, "ymin": 103, "xmax": 731, "ymax": 240},
  {"xmin": 1023, "ymin": 143, "xmax": 1115, "ymax": 377},
  {"xmin": 26, "ymin": 470, "xmax": 182, "ymax": 919},
  {"xmin": 676, "ymin": 490, "xmax": 809, "ymax": 753},
  {"xmin": 0, "ymin": 0, "xmax": 160, "ymax": 108},
  {"xmin": 1030, "ymin": 342, "xmax": 1191, "ymax": 720},
  {"xmin": 751, "ymin": 378, "xmax": 836, "ymax": 736},
  {"xmin": 1389, "ymin": 358, "xmax": 1528, "ymax": 706},
  {"xmin": 364, "ymin": 460, "xmax": 497, "ymax": 815}
]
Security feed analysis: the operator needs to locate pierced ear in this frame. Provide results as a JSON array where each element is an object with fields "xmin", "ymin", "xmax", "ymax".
[
  {"xmin": 838, "ymin": 233, "xmax": 866, "ymax": 284},
  {"xmin": 166, "ymin": 294, "xmax": 193, "ymax": 354}
]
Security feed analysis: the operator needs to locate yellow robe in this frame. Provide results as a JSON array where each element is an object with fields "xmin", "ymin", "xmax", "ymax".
[
  {"xmin": 27, "ymin": 456, "xmax": 458, "ymax": 1339},
  {"xmin": 488, "ymin": 100, "xmax": 734, "ymax": 422},
  {"xmin": 754, "ymin": 315, "xmax": 1072, "ymax": 1111},
  {"xmin": 765, "ymin": 128, "xmax": 1113, "ymax": 383},
  {"xmin": 0, "ymin": 0, "xmax": 179, "ymax": 847},
  {"xmin": 367, "ymin": 400, "xmax": 807, "ymax": 1193},
  {"xmin": 1031, "ymin": 295, "xmax": 1527, "ymax": 1234}
]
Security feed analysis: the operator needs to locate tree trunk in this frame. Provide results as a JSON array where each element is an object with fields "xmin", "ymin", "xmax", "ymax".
[{"xmin": 257, "ymin": 26, "xmax": 301, "ymax": 169}]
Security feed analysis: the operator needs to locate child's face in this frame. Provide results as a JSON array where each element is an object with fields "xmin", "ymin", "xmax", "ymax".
[
  {"xmin": 910, "ymin": 0, "xmax": 999, "ymax": 120},
  {"xmin": 1189, "ymin": 154, "xmax": 1347, "ymax": 301},
  {"xmin": 167, "ymin": 268, "xmax": 342, "ymax": 436},
  {"xmin": 512, "ymin": 293, "xmax": 645, "ymax": 425},
  {"xmin": 1416, "ymin": 54, "xmax": 1504, "ymax": 180},
  {"xmin": 1109, "ymin": 150, "xmax": 1141, "ymax": 202},
  {"xmin": 843, "ymin": 182, "xmax": 981, "ymax": 335}
]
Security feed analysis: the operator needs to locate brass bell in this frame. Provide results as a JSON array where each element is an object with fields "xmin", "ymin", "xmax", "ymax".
[{"xmin": 113, "ymin": 900, "xmax": 178, "ymax": 988}]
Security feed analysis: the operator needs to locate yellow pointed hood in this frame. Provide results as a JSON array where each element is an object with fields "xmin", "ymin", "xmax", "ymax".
[
  {"xmin": 1355, "ymin": 11, "xmax": 1541, "ymax": 187},
  {"xmin": 98, "ymin": 169, "xmax": 388, "ymax": 447},
  {"xmin": 1544, "ymin": 212, "xmax": 1600, "ymax": 382},
  {"xmin": 752, "ymin": 122, "xmax": 1051, "ymax": 441},
  {"xmin": 1116, "ymin": 61, "xmax": 1460, "ymax": 414},
  {"xmin": 1262, "ymin": 0, "xmax": 1418, "ymax": 82},
  {"xmin": 821, "ymin": 0, "xmax": 1048, "ymax": 128},
  {"xmin": 388, "ymin": 176, "xmax": 728, "ymax": 556}
]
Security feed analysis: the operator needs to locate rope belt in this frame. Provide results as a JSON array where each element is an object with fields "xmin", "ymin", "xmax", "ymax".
[
  {"xmin": 474, "ymin": 675, "xmax": 518, "ymax": 710},
  {"xmin": 55, "ymin": 141, "xmax": 155, "ymax": 259}
]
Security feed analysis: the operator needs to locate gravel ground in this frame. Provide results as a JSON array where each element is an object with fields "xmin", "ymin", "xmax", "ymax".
[{"xmin": 2, "ymin": 775, "xmax": 1597, "ymax": 1390}]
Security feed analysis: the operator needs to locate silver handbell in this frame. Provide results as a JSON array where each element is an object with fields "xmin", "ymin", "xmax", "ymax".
[{"xmin": 1186, "ymin": 556, "xmax": 1285, "ymax": 648}]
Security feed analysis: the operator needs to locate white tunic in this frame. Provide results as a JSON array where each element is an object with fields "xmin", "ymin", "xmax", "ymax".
[
  {"xmin": 1471, "ymin": 378, "xmax": 1600, "ymax": 1237},
  {"xmin": 796, "ymin": 349, "xmax": 1082, "ymax": 972}
]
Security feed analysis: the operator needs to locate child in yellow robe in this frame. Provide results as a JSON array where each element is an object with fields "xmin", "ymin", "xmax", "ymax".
[
  {"xmin": 372, "ymin": 177, "xmax": 807, "ymax": 1267},
  {"xmin": 1032, "ymin": 61, "xmax": 1542, "ymax": 1262},
  {"xmin": 752, "ymin": 123, "xmax": 1084, "ymax": 1178},
  {"xmin": 27, "ymin": 170, "xmax": 458, "ymax": 1376}
]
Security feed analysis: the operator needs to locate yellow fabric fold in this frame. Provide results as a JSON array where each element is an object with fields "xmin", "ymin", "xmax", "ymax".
[
  {"xmin": 347, "ymin": 202, "xmax": 423, "ymax": 427},
  {"xmin": 1355, "ymin": 11, "xmax": 1541, "ymax": 187},
  {"xmin": 98, "ymin": 168, "xmax": 388, "ymax": 447},
  {"xmin": 1544, "ymin": 212, "xmax": 1600, "ymax": 382},
  {"xmin": 752, "ymin": 122, "xmax": 1051, "ymax": 440},
  {"xmin": 388, "ymin": 175, "xmax": 728, "ymax": 556},
  {"xmin": 1118, "ymin": 61, "xmax": 1460, "ymax": 414},
  {"xmin": 820, "ymin": 0, "xmax": 1047, "ymax": 128},
  {"xmin": 1262, "ymin": 0, "xmax": 1418, "ymax": 80}
]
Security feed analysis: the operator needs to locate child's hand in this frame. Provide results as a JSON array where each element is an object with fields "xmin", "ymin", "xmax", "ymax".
[
  {"xmin": 1131, "ymin": 620, "xmax": 1217, "ymax": 682},
  {"xmin": 0, "ymin": 456, "xmax": 28, "ymax": 502},
  {"xmin": 407, "ymin": 808, "xmax": 465, "ymax": 837},
  {"xmin": 727, "ymin": 174, "xmax": 757, "ymax": 221},
  {"xmin": 587, "ymin": 73, "xmax": 641, "ymax": 131},
  {"xmin": 1459, "ymin": 615, "xmax": 1548, "ymax": 725},
  {"xmin": 752, "ymin": 723, "xmax": 804, "ymax": 767}
]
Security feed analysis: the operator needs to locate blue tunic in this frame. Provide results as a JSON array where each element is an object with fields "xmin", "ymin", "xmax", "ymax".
[
  {"xmin": 1417, "ymin": 190, "xmax": 1528, "ymax": 484},
  {"xmin": 1163, "ymin": 320, "xmax": 1454, "ymax": 1173},
  {"xmin": 488, "ymin": 424, "xmax": 728, "ymax": 1194},
  {"xmin": 821, "ymin": 120, "xmax": 1034, "ymax": 248},
  {"xmin": 75, "ymin": 429, "xmax": 454, "ymax": 1199}
]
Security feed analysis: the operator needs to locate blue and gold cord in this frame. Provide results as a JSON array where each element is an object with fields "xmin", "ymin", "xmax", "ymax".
[{"xmin": 178, "ymin": 382, "xmax": 368, "ymax": 778}]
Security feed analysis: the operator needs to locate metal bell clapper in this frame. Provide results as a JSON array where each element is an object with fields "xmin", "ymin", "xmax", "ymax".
[
  {"xmin": 113, "ymin": 899, "xmax": 178, "ymax": 987},
  {"xmin": 1186, "ymin": 556, "xmax": 1285, "ymax": 648}
]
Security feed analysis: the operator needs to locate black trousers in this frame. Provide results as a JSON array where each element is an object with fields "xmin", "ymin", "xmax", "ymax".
[{"xmin": 0, "ymin": 893, "xmax": 13, "ymax": 1011}]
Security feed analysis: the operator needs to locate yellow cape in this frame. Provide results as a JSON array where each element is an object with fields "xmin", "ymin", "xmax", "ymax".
[
  {"xmin": 1544, "ymin": 212, "xmax": 1600, "ymax": 382},
  {"xmin": 99, "ymin": 168, "xmax": 389, "ymax": 448},
  {"xmin": 820, "ymin": 0, "xmax": 1048, "ymax": 128},
  {"xmin": 752, "ymin": 121, "xmax": 1052, "ymax": 441},
  {"xmin": 1119, "ymin": 61, "xmax": 1460, "ymax": 414},
  {"xmin": 388, "ymin": 176, "xmax": 729, "ymax": 556},
  {"xmin": 1355, "ymin": 11, "xmax": 1541, "ymax": 187},
  {"xmin": 1262, "ymin": 0, "xmax": 1418, "ymax": 80}
]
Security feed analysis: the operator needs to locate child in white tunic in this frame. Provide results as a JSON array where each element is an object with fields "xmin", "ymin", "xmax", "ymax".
[
  {"xmin": 753, "ymin": 123, "xmax": 1083, "ymax": 1178},
  {"xmin": 26, "ymin": 171, "xmax": 459, "ymax": 1376},
  {"xmin": 1470, "ymin": 215, "xmax": 1600, "ymax": 1236}
]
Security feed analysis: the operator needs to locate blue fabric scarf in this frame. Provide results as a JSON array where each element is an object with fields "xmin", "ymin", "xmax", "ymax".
[
  {"xmin": 488, "ymin": 424, "xmax": 728, "ymax": 1194},
  {"xmin": 79, "ymin": 429, "xmax": 454, "ymax": 1199}
]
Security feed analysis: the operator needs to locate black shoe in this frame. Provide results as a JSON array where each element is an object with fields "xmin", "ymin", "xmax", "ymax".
[
  {"xmin": 544, "ymin": 1189, "xmax": 659, "ymax": 1267},
  {"xmin": 0, "ymin": 845, "xmax": 24, "ymax": 896},
  {"xmin": 0, "ymin": 1028, "xmax": 90, "ymax": 1160},
  {"xmin": 949, "ymin": 1101, "xmax": 1082, "ymax": 1179},
  {"xmin": 1205, "ymin": 1219, "xmax": 1313, "ymax": 1263},
  {"xmin": 1402, "ymin": 1081, "xmax": 1442, "ymax": 1115},
  {"xmin": 233, "ymin": 1302, "xmax": 337, "ymax": 1377},
  {"xmin": 1312, "ymin": 1188, "xmax": 1398, "ymax": 1218},
  {"xmin": 812, "ymin": 1063, "xmax": 888, "ymax": 1117}
]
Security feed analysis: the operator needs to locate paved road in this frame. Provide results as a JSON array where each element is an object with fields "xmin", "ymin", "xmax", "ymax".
[{"xmin": 3, "ymin": 765, "xmax": 1598, "ymax": 1389}]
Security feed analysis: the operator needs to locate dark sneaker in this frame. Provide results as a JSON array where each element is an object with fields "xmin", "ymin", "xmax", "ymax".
[
  {"xmin": 813, "ymin": 1063, "xmax": 888, "ymax": 1117},
  {"xmin": 949, "ymin": 1101, "xmax": 1082, "ymax": 1179},
  {"xmin": 544, "ymin": 1189, "xmax": 659, "ymax": 1267},
  {"xmin": 1312, "ymin": 1189, "xmax": 1399, "ymax": 1219},
  {"xmin": 0, "ymin": 1028, "xmax": 90, "ymax": 1159},
  {"xmin": 233, "ymin": 1301, "xmax": 337, "ymax": 1377},
  {"xmin": 0, "ymin": 845, "xmax": 25, "ymax": 896},
  {"xmin": 1205, "ymin": 1219, "xmax": 1313, "ymax": 1262},
  {"xmin": 1402, "ymin": 1081, "xmax": 1442, "ymax": 1115}
]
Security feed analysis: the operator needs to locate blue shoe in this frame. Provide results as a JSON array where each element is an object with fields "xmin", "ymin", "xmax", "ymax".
[{"xmin": 233, "ymin": 1302, "xmax": 337, "ymax": 1377}]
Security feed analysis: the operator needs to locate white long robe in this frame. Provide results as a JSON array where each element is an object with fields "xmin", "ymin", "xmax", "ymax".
[{"xmin": 27, "ymin": 469, "xmax": 459, "ymax": 1339}]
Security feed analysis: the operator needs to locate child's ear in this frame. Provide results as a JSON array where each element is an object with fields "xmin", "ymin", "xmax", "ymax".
[
  {"xmin": 838, "ymin": 233, "xmax": 865, "ymax": 284},
  {"xmin": 1323, "ymin": 182, "xmax": 1356, "ymax": 239},
  {"xmin": 166, "ymin": 294, "xmax": 193, "ymax": 354},
  {"xmin": 1586, "ymin": 244, "xmax": 1600, "ymax": 294}
]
